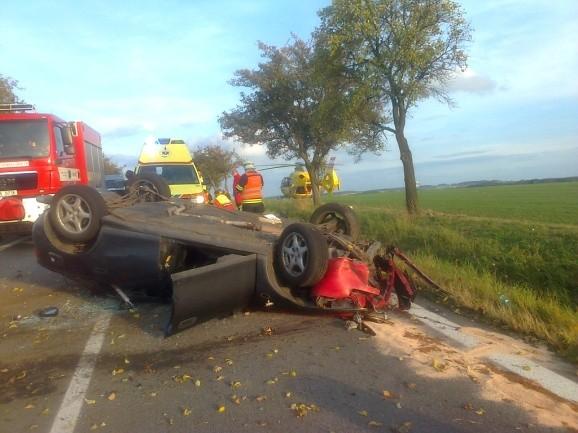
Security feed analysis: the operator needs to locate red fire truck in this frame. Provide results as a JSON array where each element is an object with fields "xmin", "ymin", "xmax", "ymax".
[{"xmin": 0, "ymin": 104, "xmax": 104, "ymax": 233}]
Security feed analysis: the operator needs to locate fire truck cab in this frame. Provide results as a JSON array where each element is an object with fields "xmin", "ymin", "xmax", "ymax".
[{"xmin": 0, "ymin": 104, "xmax": 104, "ymax": 233}]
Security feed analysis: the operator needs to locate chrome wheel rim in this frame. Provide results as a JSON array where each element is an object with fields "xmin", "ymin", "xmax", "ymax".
[
  {"xmin": 55, "ymin": 194, "xmax": 92, "ymax": 235},
  {"xmin": 281, "ymin": 232, "xmax": 309, "ymax": 277}
]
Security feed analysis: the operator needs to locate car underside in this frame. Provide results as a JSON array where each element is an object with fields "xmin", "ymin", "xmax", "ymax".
[{"xmin": 33, "ymin": 177, "xmax": 418, "ymax": 335}]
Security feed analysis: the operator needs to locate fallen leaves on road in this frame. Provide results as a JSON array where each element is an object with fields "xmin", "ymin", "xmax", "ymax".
[
  {"xmin": 391, "ymin": 421, "xmax": 412, "ymax": 432},
  {"xmin": 182, "ymin": 407, "xmax": 191, "ymax": 416},
  {"xmin": 195, "ymin": 379, "xmax": 201, "ymax": 387},
  {"xmin": 213, "ymin": 366, "xmax": 223, "ymax": 373},
  {"xmin": 112, "ymin": 368, "xmax": 124, "ymax": 376},
  {"xmin": 358, "ymin": 410, "xmax": 368, "ymax": 416},
  {"xmin": 261, "ymin": 327, "xmax": 273, "ymax": 336},
  {"xmin": 217, "ymin": 405, "xmax": 226, "ymax": 413},
  {"xmin": 24, "ymin": 404, "xmax": 35, "ymax": 409},
  {"xmin": 266, "ymin": 377, "xmax": 279, "ymax": 385},
  {"xmin": 225, "ymin": 358, "xmax": 234, "ymax": 366},
  {"xmin": 231, "ymin": 380, "xmax": 242, "ymax": 389},
  {"xmin": 107, "ymin": 392, "xmax": 116, "ymax": 401},
  {"xmin": 255, "ymin": 395, "xmax": 267, "ymax": 402},
  {"xmin": 290, "ymin": 402, "xmax": 319, "ymax": 417},
  {"xmin": 84, "ymin": 399, "xmax": 96, "ymax": 405},
  {"xmin": 368, "ymin": 420, "xmax": 383, "ymax": 427},
  {"xmin": 172, "ymin": 374, "xmax": 192, "ymax": 383},
  {"xmin": 432, "ymin": 358, "xmax": 447, "ymax": 372},
  {"xmin": 382, "ymin": 390, "xmax": 398, "ymax": 399}
]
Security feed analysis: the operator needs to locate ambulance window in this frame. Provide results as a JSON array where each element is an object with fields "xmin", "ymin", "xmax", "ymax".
[{"xmin": 53, "ymin": 126, "xmax": 65, "ymax": 157}]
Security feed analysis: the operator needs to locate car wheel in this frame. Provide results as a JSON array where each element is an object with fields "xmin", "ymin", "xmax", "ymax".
[
  {"xmin": 275, "ymin": 223, "xmax": 329, "ymax": 288},
  {"xmin": 127, "ymin": 173, "xmax": 171, "ymax": 202},
  {"xmin": 49, "ymin": 185, "xmax": 106, "ymax": 243},
  {"xmin": 309, "ymin": 203, "xmax": 360, "ymax": 240}
]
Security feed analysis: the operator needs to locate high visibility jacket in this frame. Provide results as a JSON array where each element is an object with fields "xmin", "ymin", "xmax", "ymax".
[
  {"xmin": 236, "ymin": 171, "xmax": 264, "ymax": 204},
  {"xmin": 213, "ymin": 193, "xmax": 235, "ymax": 210}
]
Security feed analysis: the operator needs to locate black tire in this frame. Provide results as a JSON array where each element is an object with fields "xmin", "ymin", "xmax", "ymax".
[
  {"xmin": 274, "ymin": 223, "xmax": 329, "ymax": 288},
  {"xmin": 309, "ymin": 203, "xmax": 360, "ymax": 240},
  {"xmin": 127, "ymin": 173, "xmax": 171, "ymax": 201},
  {"xmin": 49, "ymin": 185, "xmax": 106, "ymax": 243}
]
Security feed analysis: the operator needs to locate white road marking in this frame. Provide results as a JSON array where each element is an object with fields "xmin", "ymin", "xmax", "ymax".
[
  {"xmin": 411, "ymin": 303, "xmax": 578, "ymax": 403},
  {"xmin": 0, "ymin": 235, "xmax": 31, "ymax": 252},
  {"xmin": 411, "ymin": 302, "xmax": 479, "ymax": 349},
  {"xmin": 487, "ymin": 353, "xmax": 578, "ymax": 403},
  {"xmin": 49, "ymin": 314, "xmax": 112, "ymax": 433}
]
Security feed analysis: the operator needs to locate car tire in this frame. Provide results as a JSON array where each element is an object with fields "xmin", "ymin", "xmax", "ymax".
[
  {"xmin": 127, "ymin": 173, "xmax": 171, "ymax": 201},
  {"xmin": 309, "ymin": 203, "xmax": 360, "ymax": 240},
  {"xmin": 49, "ymin": 185, "xmax": 107, "ymax": 243},
  {"xmin": 275, "ymin": 223, "xmax": 329, "ymax": 288}
]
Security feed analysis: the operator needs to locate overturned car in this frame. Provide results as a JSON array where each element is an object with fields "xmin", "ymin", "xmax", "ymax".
[{"xmin": 33, "ymin": 174, "xmax": 417, "ymax": 335}]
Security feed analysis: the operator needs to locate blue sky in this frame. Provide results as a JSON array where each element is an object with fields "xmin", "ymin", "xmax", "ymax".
[{"xmin": 1, "ymin": 0, "xmax": 577, "ymax": 195}]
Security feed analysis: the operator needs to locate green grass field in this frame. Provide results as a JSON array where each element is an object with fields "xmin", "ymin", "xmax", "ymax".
[
  {"xmin": 267, "ymin": 181, "xmax": 578, "ymax": 362},
  {"xmin": 335, "ymin": 181, "xmax": 578, "ymax": 225}
]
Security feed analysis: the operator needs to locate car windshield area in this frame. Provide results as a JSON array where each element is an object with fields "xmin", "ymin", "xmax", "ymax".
[
  {"xmin": 139, "ymin": 165, "xmax": 199, "ymax": 185},
  {"xmin": 0, "ymin": 119, "xmax": 50, "ymax": 159}
]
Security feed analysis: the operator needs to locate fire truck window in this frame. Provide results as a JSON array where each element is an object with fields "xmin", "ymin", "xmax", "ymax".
[
  {"xmin": 53, "ymin": 126, "xmax": 65, "ymax": 157},
  {"xmin": 0, "ymin": 119, "xmax": 49, "ymax": 159}
]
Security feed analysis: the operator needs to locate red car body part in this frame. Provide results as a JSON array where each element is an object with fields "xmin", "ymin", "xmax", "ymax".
[
  {"xmin": 0, "ymin": 107, "xmax": 103, "ymax": 227},
  {"xmin": 312, "ymin": 256, "xmax": 416, "ymax": 312},
  {"xmin": 312, "ymin": 257, "xmax": 380, "ymax": 300}
]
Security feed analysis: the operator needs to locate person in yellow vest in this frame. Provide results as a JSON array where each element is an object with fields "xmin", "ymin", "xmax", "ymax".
[
  {"xmin": 212, "ymin": 189, "xmax": 235, "ymax": 210},
  {"xmin": 235, "ymin": 161, "xmax": 265, "ymax": 213}
]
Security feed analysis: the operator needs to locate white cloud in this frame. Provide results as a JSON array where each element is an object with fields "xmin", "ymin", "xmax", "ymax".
[{"xmin": 447, "ymin": 69, "xmax": 497, "ymax": 95}]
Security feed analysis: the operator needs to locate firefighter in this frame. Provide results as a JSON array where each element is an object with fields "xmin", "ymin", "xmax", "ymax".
[
  {"xmin": 235, "ymin": 161, "xmax": 265, "ymax": 213},
  {"xmin": 212, "ymin": 189, "xmax": 235, "ymax": 210}
]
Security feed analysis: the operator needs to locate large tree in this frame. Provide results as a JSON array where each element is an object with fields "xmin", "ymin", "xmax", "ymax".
[
  {"xmin": 319, "ymin": 0, "xmax": 471, "ymax": 213},
  {"xmin": 219, "ymin": 37, "xmax": 385, "ymax": 205},
  {"xmin": 193, "ymin": 144, "xmax": 243, "ymax": 193},
  {"xmin": 0, "ymin": 74, "xmax": 23, "ymax": 104}
]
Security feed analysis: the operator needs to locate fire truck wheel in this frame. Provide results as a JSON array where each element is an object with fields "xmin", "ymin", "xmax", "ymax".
[
  {"xmin": 127, "ymin": 173, "xmax": 171, "ymax": 202},
  {"xmin": 309, "ymin": 203, "xmax": 360, "ymax": 240},
  {"xmin": 275, "ymin": 223, "xmax": 329, "ymax": 288},
  {"xmin": 49, "ymin": 185, "xmax": 107, "ymax": 243}
]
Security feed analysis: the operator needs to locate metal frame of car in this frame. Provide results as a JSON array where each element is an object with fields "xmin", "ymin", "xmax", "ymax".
[{"xmin": 33, "ymin": 190, "xmax": 369, "ymax": 335}]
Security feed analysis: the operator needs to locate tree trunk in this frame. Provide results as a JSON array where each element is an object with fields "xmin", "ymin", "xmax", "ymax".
[
  {"xmin": 311, "ymin": 178, "xmax": 321, "ymax": 207},
  {"xmin": 395, "ymin": 129, "xmax": 418, "ymax": 214},
  {"xmin": 304, "ymin": 161, "xmax": 321, "ymax": 207}
]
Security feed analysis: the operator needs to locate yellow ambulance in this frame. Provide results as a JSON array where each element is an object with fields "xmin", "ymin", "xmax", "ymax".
[{"xmin": 135, "ymin": 138, "xmax": 207, "ymax": 204}]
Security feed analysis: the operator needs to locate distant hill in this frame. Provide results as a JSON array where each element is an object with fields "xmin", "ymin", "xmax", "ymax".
[{"xmin": 419, "ymin": 176, "xmax": 578, "ymax": 190}]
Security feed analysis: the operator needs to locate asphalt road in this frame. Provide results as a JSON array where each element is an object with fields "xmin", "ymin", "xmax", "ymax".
[{"xmin": 0, "ymin": 235, "xmax": 576, "ymax": 433}]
